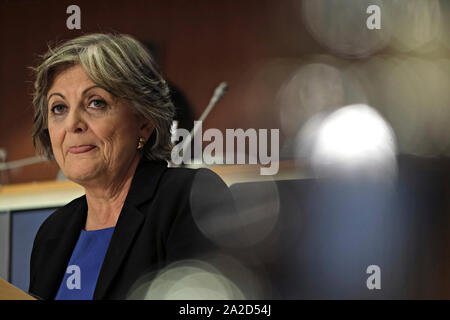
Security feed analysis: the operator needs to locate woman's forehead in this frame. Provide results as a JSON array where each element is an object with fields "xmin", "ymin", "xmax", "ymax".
[
  {"xmin": 51, "ymin": 65, "xmax": 92, "ymax": 86},
  {"xmin": 48, "ymin": 65, "xmax": 100, "ymax": 97}
]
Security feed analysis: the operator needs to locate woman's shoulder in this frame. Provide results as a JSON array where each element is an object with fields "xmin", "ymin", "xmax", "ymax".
[
  {"xmin": 138, "ymin": 159, "xmax": 228, "ymax": 192},
  {"xmin": 33, "ymin": 195, "xmax": 86, "ymax": 243},
  {"xmin": 161, "ymin": 166, "xmax": 233, "ymax": 209},
  {"xmin": 164, "ymin": 166, "xmax": 225, "ymax": 184},
  {"xmin": 156, "ymin": 166, "xmax": 230, "ymax": 201}
]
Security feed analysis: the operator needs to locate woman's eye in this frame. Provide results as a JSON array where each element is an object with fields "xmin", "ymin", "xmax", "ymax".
[
  {"xmin": 51, "ymin": 105, "xmax": 67, "ymax": 114},
  {"xmin": 88, "ymin": 99, "xmax": 106, "ymax": 109}
]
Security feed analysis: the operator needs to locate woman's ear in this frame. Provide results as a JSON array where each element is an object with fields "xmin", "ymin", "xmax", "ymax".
[{"xmin": 138, "ymin": 119, "xmax": 155, "ymax": 141}]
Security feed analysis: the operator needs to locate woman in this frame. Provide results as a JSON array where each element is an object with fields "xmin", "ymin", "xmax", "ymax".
[{"xmin": 28, "ymin": 33, "xmax": 236, "ymax": 300}]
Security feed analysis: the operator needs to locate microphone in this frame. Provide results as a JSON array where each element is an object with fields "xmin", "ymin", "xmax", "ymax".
[
  {"xmin": 179, "ymin": 82, "xmax": 228, "ymax": 156},
  {"xmin": 199, "ymin": 82, "xmax": 228, "ymax": 122}
]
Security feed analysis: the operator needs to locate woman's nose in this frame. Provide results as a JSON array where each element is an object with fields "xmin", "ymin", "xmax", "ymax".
[{"xmin": 66, "ymin": 107, "xmax": 88, "ymax": 133}]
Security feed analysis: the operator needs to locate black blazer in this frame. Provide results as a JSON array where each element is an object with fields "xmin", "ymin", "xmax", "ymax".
[{"xmin": 28, "ymin": 159, "xmax": 236, "ymax": 300}]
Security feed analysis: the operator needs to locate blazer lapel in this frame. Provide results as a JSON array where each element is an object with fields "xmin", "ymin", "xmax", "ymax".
[
  {"xmin": 93, "ymin": 201, "xmax": 144, "ymax": 299},
  {"xmin": 93, "ymin": 159, "xmax": 167, "ymax": 299},
  {"xmin": 34, "ymin": 197, "xmax": 87, "ymax": 299}
]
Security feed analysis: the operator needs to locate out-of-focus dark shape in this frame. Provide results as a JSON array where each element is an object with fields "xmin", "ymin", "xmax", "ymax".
[
  {"xmin": 143, "ymin": 41, "xmax": 195, "ymax": 134},
  {"xmin": 190, "ymin": 169, "xmax": 249, "ymax": 248},
  {"xmin": 224, "ymin": 155, "xmax": 450, "ymax": 299},
  {"xmin": 169, "ymin": 82, "xmax": 195, "ymax": 134},
  {"xmin": 229, "ymin": 179, "xmax": 280, "ymax": 247}
]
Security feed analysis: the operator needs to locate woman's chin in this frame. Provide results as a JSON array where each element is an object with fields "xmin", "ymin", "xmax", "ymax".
[{"xmin": 63, "ymin": 165, "xmax": 102, "ymax": 184}]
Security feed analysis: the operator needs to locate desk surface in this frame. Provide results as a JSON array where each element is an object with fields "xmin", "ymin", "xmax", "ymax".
[
  {"xmin": 0, "ymin": 162, "xmax": 306, "ymax": 211},
  {"xmin": 0, "ymin": 277, "xmax": 36, "ymax": 300}
]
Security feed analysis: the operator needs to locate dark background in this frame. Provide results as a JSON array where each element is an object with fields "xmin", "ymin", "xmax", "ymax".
[{"xmin": 0, "ymin": 0, "xmax": 325, "ymax": 184}]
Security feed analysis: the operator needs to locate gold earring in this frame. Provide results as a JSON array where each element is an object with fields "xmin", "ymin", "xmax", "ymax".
[{"xmin": 137, "ymin": 137, "xmax": 146, "ymax": 150}]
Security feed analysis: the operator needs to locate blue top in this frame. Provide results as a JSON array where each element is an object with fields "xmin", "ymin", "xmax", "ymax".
[{"xmin": 54, "ymin": 227, "xmax": 115, "ymax": 300}]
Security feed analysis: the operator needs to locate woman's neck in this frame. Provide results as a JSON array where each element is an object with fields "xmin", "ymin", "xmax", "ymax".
[{"xmin": 83, "ymin": 156, "xmax": 140, "ymax": 231}]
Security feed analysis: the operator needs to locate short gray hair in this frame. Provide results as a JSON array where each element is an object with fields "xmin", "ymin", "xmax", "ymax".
[{"xmin": 31, "ymin": 33, "xmax": 175, "ymax": 161}]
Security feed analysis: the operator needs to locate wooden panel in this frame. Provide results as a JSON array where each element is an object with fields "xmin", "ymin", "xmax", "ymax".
[
  {"xmin": 0, "ymin": 277, "xmax": 36, "ymax": 300},
  {"xmin": 0, "ymin": 181, "xmax": 84, "ymax": 211}
]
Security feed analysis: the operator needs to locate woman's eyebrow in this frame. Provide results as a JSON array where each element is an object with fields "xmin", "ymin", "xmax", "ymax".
[
  {"xmin": 47, "ymin": 85, "xmax": 103, "ymax": 101},
  {"xmin": 47, "ymin": 92, "xmax": 65, "ymax": 101},
  {"xmin": 82, "ymin": 85, "xmax": 103, "ymax": 96}
]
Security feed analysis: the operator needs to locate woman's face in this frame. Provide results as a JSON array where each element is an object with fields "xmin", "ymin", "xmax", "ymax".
[{"xmin": 47, "ymin": 64, "xmax": 150, "ymax": 185}]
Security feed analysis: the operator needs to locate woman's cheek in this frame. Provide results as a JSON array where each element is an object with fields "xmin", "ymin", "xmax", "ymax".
[{"xmin": 49, "ymin": 127, "xmax": 64, "ymax": 161}]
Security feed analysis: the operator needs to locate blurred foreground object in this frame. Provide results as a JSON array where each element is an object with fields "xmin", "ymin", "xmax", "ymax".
[
  {"xmin": 225, "ymin": 155, "xmax": 450, "ymax": 299},
  {"xmin": 2, "ymin": 158, "xmax": 450, "ymax": 299},
  {"xmin": 296, "ymin": 104, "xmax": 397, "ymax": 182}
]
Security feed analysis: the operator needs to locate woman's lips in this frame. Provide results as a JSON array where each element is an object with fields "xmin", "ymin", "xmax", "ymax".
[{"xmin": 68, "ymin": 145, "xmax": 96, "ymax": 154}]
